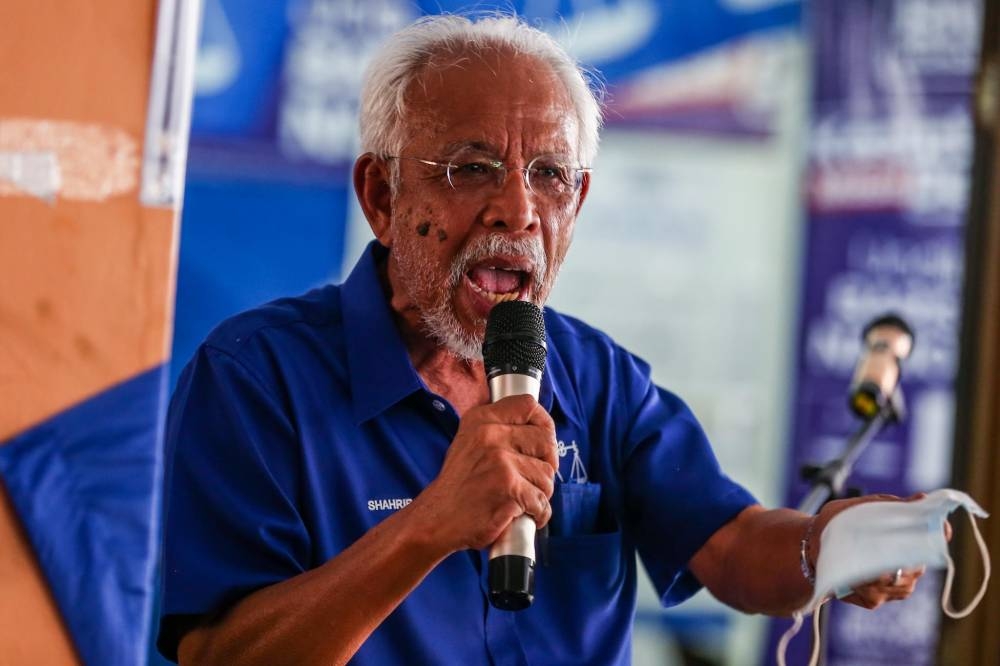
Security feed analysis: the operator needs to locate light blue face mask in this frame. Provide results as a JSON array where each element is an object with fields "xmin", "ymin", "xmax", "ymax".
[{"xmin": 777, "ymin": 489, "xmax": 991, "ymax": 666}]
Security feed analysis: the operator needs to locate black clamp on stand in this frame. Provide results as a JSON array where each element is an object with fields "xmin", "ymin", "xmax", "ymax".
[{"xmin": 796, "ymin": 314, "xmax": 914, "ymax": 664}]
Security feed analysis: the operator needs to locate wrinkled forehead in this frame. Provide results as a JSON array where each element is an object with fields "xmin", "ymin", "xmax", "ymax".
[{"xmin": 401, "ymin": 46, "xmax": 581, "ymax": 159}]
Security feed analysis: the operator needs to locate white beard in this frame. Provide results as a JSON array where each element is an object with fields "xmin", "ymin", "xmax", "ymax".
[{"xmin": 395, "ymin": 233, "xmax": 550, "ymax": 362}]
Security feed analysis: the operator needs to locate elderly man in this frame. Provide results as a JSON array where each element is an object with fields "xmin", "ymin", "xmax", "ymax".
[{"xmin": 157, "ymin": 14, "xmax": 921, "ymax": 665}]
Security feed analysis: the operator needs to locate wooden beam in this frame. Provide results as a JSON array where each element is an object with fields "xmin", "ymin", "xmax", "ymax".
[{"xmin": 939, "ymin": 1, "xmax": 1000, "ymax": 663}]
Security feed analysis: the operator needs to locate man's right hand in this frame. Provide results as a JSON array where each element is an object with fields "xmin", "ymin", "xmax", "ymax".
[
  {"xmin": 178, "ymin": 395, "xmax": 558, "ymax": 665},
  {"xmin": 411, "ymin": 394, "xmax": 559, "ymax": 553}
]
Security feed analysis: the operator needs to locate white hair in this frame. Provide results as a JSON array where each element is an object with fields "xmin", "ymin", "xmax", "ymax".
[{"xmin": 358, "ymin": 13, "xmax": 604, "ymax": 168}]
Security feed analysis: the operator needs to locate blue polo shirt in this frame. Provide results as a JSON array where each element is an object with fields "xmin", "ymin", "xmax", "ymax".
[{"xmin": 158, "ymin": 242, "xmax": 756, "ymax": 664}]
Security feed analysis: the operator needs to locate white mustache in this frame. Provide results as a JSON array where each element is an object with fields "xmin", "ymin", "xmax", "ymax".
[{"xmin": 449, "ymin": 235, "xmax": 548, "ymax": 292}]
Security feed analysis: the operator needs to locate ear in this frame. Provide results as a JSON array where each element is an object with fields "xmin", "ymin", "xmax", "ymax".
[
  {"xmin": 353, "ymin": 153, "xmax": 394, "ymax": 247},
  {"xmin": 573, "ymin": 170, "xmax": 591, "ymax": 218}
]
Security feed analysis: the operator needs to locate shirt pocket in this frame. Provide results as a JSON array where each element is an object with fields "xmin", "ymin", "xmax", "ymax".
[
  {"xmin": 526, "ymin": 528, "xmax": 627, "ymax": 659},
  {"xmin": 550, "ymin": 481, "xmax": 602, "ymax": 537}
]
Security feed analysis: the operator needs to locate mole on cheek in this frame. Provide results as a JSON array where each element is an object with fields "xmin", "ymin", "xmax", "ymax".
[
  {"xmin": 416, "ymin": 221, "xmax": 431, "ymax": 236},
  {"xmin": 437, "ymin": 229, "xmax": 448, "ymax": 242}
]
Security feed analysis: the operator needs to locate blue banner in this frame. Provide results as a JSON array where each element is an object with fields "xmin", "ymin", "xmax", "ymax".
[
  {"xmin": 768, "ymin": 1, "xmax": 981, "ymax": 664},
  {"xmin": 422, "ymin": 1, "xmax": 804, "ymax": 136},
  {"xmin": 418, "ymin": 0, "xmax": 801, "ymax": 77},
  {"xmin": 191, "ymin": 0, "xmax": 806, "ymax": 158}
]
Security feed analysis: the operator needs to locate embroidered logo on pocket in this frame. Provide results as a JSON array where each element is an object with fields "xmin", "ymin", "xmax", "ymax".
[{"xmin": 555, "ymin": 439, "xmax": 588, "ymax": 484}]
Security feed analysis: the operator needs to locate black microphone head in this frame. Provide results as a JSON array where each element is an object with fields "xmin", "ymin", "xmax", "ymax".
[
  {"xmin": 483, "ymin": 300, "xmax": 547, "ymax": 373},
  {"xmin": 862, "ymin": 312, "xmax": 915, "ymax": 349}
]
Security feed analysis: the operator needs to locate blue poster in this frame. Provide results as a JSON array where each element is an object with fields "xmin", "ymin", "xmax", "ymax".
[
  {"xmin": 192, "ymin": 0, "xmax": 806, "ymax": 157},
  {"xmin": 420, "ymin": 0, "xmax": 803, "ymax": 136},
  {"xmin": 768, "ymin": 1, "xmax": 981, "ymax": 664}
]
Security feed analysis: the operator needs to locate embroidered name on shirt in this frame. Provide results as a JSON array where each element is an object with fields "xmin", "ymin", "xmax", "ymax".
[{"xmin": 367, "ymin": 498, "xmax": 413, "ymax": 512}]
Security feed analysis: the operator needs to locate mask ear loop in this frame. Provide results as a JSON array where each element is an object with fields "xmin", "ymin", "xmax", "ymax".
[
  {"xmin": 941, "ymin": 508, "xmax": 991, "ymax": 619},
  {"xmin": 776, "ymin": 599, "xmax": 828, "ymax": 666},
  {"xmin": 808, "ymin": 602, "xmax": 823, "ymax": 666},
  {"xmin": 775, "ymin": 611, "xmax": 803, "ymax": 666}
]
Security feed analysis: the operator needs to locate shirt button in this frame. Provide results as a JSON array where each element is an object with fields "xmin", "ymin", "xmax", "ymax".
[{"xmin": 431, "ymin": 399, "xmax": 446, "ymax": 412}]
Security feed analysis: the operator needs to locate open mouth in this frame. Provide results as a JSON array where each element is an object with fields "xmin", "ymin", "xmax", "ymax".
[{"xmin": 465, "ymin": 261, "xmax": 531, "ymax": 304}]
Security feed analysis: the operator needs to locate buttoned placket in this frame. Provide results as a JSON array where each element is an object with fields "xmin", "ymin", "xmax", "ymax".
[{"xmin": 418, "ymin": 390, "xmax": 530, "ymax": 665}]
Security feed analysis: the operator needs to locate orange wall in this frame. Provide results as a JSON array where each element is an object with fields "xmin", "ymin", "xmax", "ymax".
[{"xmin": 0, "ymin": 2, "xmax": 178, "ymax": 660}]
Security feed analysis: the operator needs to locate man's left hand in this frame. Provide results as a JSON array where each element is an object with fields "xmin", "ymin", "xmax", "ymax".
[
  {"xmin": 814, "ymin": 493, "xmax": 952, "ymax": 610},
  {"xmin": 841, "ymin": 565, "xmax": 926, "ymax": 609}
]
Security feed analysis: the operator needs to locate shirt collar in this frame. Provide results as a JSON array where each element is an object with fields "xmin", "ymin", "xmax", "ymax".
[
  {"xmin": 341, "ymin": 241, "xmax": 581, "ymax": 428},
  {"xmin": 537, "ymin": 323, "xmax": 584, "ymax": 430},
  {"xmin": 341, "ymin": 242, "xmax": 423, "ymax": 424}
]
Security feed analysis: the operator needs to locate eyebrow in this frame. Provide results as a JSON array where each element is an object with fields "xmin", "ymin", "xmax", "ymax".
[
  {"xmin": 439, "ymin": 140, "xmax": 574, "ymax": 161},
  {"xmin": 440, "ymin": 140, "xmax": 498, "ymax": 157}
]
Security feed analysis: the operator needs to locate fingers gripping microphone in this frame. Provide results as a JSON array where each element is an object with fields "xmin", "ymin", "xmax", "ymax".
[
  {"xmin": 848, "ymin": 314, "xmax": 915, "ymax": 421},
  {"xmin": 483, "ymin": 300, "xmax": 547, "ymax": 611}
]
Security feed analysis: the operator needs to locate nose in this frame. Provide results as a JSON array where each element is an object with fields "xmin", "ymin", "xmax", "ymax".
[{"xmin": 481, "ymin": 167, "xmax": 539, "ymax": 234}]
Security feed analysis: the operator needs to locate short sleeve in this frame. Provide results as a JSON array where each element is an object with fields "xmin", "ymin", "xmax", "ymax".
[
  {"xmin": 157, "ymin": 345, "xmax": 308, "ymax": 660},
  {"xmin": 622, "ymin": 371, "xmax": 757, "ymax": 607}
]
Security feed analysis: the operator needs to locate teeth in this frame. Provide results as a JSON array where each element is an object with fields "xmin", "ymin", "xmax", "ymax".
[{"xmin": 468, "ymin": 279, "xmax": 520, "ymax": 303}]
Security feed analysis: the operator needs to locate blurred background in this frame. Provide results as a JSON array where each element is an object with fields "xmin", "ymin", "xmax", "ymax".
[{"xmin": 163, "ymin": 1, "xmax": 983, "ymax": 664}]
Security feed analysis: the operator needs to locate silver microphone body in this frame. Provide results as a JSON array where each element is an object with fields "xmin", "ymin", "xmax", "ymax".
[
  {"xmin": 487, "ymin": 371, "xmax": 542, "ymax": 565},
  {"xmin": 481, "ymin": 299, "xmax": 548, "ymax": 611}
]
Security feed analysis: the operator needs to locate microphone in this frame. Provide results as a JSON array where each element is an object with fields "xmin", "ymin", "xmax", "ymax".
[
  {"xmin": 482, "ymin": 300, "xmax": 547, "ymax": 611},
  {"xmin": 848, "ymin": 313, "xmax": 915, "ymax": 420}
]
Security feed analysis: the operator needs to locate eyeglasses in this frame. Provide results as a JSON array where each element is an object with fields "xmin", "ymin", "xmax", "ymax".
[{"xmin": 385, "ymin": 154, "xmax": 591, "ymax": 202}]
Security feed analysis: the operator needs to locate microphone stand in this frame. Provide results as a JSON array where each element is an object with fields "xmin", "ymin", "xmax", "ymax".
[{"xmin": 796, "ymin": 387, "xmax": 906, "ymax": 665}]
